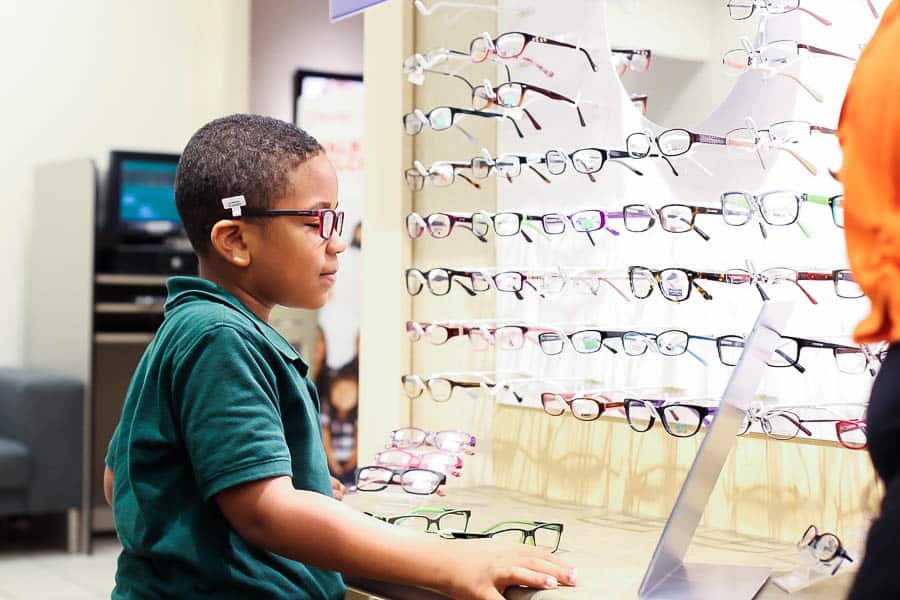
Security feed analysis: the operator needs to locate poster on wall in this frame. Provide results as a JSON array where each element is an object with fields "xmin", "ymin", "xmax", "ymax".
[{"xmin": 295, "ymin": 70, "xmax": 364, "ymax": 486}]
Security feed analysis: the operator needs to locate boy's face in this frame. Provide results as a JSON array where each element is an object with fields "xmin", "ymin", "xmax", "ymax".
[{"xmin": 247, "ymin": 154, "xmax": 347, "ymax": 310}]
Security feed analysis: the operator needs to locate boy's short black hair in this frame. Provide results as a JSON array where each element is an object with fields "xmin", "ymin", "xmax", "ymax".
[{"xmin": 175, "ymin": 114, "xmax": 324, "ymax": 255}]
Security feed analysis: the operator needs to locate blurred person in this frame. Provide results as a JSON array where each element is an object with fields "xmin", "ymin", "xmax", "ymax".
[
  {"xmin": 320, "ymin": 363, "xmax": 358, "ymax": 487},
  {"xmin": 841, "ymin": 5, "xmax": 900, "ymax": 598}
]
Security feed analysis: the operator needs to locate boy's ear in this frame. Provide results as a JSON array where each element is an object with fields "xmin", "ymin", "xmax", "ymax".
[{"xmin": 210, "ymin": 220, "xmax": 252, "ymax": 268}]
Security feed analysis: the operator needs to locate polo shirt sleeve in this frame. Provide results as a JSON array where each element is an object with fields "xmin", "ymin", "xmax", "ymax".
[{"xmin": 174, "ymin": 325, "xmax": 293, "ymax": 501}]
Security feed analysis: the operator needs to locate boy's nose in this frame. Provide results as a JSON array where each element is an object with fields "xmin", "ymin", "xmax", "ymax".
[{"xmin": 328, "ymin": 234, "xmax": 348, "ymax": 254}]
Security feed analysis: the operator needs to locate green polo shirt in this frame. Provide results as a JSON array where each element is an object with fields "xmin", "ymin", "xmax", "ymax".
[{"xmin": 105, "ymin": 276, "xmax": 345, "ymax": 600}]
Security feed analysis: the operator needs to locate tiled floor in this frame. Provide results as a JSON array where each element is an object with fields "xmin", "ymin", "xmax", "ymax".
[{"xmin": 0, "ymin": 519, "xmax": 118, "ymax": 600}]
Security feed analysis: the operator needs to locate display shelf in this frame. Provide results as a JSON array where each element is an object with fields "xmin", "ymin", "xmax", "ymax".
[
  {"xmin": 94, "ymin": 273, "xmax": 170, "ymax": 286},
  {"xmin": 94, "ymin": 333, "xmax": 156, "ymax": 344},
  {"xmin": 94, "ymin": 303, "xmax": 165, "ymax": 314},
  {"xmin": 343, "ymin": 486, "xmax": 857, "ymax": 599}
]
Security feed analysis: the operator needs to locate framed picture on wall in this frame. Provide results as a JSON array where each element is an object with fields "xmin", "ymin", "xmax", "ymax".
[{"xmin": 294, "ymin": 69, "xmax": 364, "ymax": 487}]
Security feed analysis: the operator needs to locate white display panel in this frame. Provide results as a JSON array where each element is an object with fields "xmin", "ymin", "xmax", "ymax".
[{"xmin": 482, "ymin": 0, "xmax": 883, "ymax": 443}]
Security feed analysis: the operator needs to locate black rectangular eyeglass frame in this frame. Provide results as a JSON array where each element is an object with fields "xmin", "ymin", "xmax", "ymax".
[
  {"xmin": 445, "ymin": 521, "xmax": 564, "ymax": 553},
  {"xmin": 365, "ymin": 508, "xmax": 472, "ymax": 533},
  {"xmin": 238, "ymin": 208, "xmax": 344, "ymax": 240}
]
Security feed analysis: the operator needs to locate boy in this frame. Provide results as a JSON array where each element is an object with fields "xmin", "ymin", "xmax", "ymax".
[{"xmin": 104, "ymin": 114, "xmax": 575, "ymax": 599}]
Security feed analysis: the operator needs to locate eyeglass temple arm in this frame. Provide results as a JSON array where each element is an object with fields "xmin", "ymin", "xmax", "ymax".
[
  {"xmin": 866, "ymin": 0, "xmax": 879, "ymax": 18},
  {"xmin": 457, "ymin": 106, "xmax": 524, "ymax": 134},
  {"xmin": 502, "ymin": 112, "xmax": 526, "ymax": 138},
  {"xmin": 448, "ymin": 273, "xmax": 477, "ymax": 296},
  {"xmin": 691, "ymin": 278, "xmax": 713, "ymax": 301},
  {"xmin": 775, "ymin": 348, "xmax": 806, "ymax": 374},
  {"xmin": 451, "ymin": 121, "xmax": 480, "ymax": 145},
  {"xmin": 534, "ymin": 35, "xmax": 598, "ymax": 72},
  {"xmin": 776, "ymin": 412, "xmax": 813, "ymax": 437},
  {"xmin": 795, "ymin": 6, "xmax": 832, "ymax": 26},
  {"xmin": 769, "ymin": 68, "xmax": 824, "ymax": 102},
  {"xmin": 483, "ymin": 520, "xmax": 545, "ymax": 532},
  {"xmin": 456, "ymin": 172, "xmax": 482, "ymax": 189},
  {"xmin": 790, "ymin": 279, "xmax": 818, "ymax": 304},
  {"xmin": 800, "ymin": 44, "xmax": 857, "ymax": 62},
  {"xmin": 425, "ymin": 68, "xmax": 476, "ymax": 91},
  {"xmin": 527, "ymin": 162, "xmax": 551, "ymax": 183},
  {"xmin": 683, "ymin": 343, "xmax": 709, "ymax": 367},
  {"xmin": 515, "ymin": 107, "xmax": 542, "ymax": 131},
  {"xmin": 598, "ymin": 276, "xmax": 630, "ymax": 301},
  {"xmin": 773, "ymin": 145, "xmax": 817, "ymax": 176},
  {"xmin": 693, "ymin": 133, "xmax": 727, "ymax": 146},
  {"xmin": 608, "ymin": 158, "xmax": 644, "ymax": 177},
  {"xmin": 456, "ymin": 217, "xmax": 490, "ymax": 244}
]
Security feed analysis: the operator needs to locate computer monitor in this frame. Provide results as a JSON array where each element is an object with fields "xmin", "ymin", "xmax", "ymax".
[{"xmin": 106, "ymin": 150, "xmax": 181, "ymax": 243}]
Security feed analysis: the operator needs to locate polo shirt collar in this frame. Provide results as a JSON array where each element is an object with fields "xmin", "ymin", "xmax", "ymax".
[{"xmin": 165, "ymin": 276, "xmax": 307, "ymax": 373}]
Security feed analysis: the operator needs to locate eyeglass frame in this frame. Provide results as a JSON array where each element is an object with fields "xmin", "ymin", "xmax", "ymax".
[
  {"xmin": 402, "ymin": 105, "xmax": 525, "ymax": 138},
  {"xmin": 373, "ymin": 448, "xmax": 463, "ymax": 475},
  {"xmin": 798, "ymin": 525, "xmax": 854, "ymax": 575},
  {"xmin": 726, "ymin": 0, "xmax": 832, "ymax": 26},
  {"xmin": 442, "ymin": 520, "xmax": 565, "ymax": 553},
  {"xmin": 366, "ymin": 507, "xmax": 472, "ymax": 533},
  {"xmin": 627, "ymin": 129, "xmax": 727, "ymax": 158},
  {"xmin": 628, "ymin": 265, "xmax": 730, "ymax": 302},
  {"xmin": 623, "ymin": 398, "xmax": 718, "ymax": 438},
  {"xmin": 544, "ymin": 147, "xmax": 645, "ymax": 182},
  {"xmin": 405, "ymin": 267, "xmax": 483, "ymax": 297},
  {"xmin": 355, "ymin": 466, "xmax": 448, "ymax": 495},
  {"xmin": 467, "ymin": 30, "xmax": 597, "ymax": 72},
  {"xmin": 234, "ymin": 208, "xmax": 345, "ymax": 241},
  {"xmin": 716, "ymin": 334, "xmax": 869, "ymax": 374},
  {"xmin": 388, "ymin": 427, "xmax": 478, "ymax": 453},
  {"xmin": 405, "ymin": 211, "xmax": 490, "ymax": 243},
  {"xmin": 611, "ymin": 47, "xmax": 652, "ymax": 74},
  {"xmin": 540, "ymin": 392, "xmax": 624, "ymax": 421},
  {"xmin": 723, "ymin": 39, "xmax": 857, "ymax": 72},
  {"xmin": 622, "ymin": 203, "xmax": 721, "ymax": 241},
  {"xmin": 404, "ymin": 160, "xmax": 482, "ymax": 192}
]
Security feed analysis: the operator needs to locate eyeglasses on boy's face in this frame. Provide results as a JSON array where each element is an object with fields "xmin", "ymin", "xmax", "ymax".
[{"xmin": 238, "ymin": 208, "xmax": 345, "ymax": 240}]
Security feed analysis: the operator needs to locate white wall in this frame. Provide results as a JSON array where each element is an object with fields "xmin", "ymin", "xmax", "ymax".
[
  {"xmin": 250, "ymin": 0, "xmax": 364, "ymax": 122},
  {"xmin": 0, "ymin": 0, "xmax": 250, "ymax": 367}
]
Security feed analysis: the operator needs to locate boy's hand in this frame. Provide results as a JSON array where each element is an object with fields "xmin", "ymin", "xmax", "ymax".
[
  {"xmin": 440, "ymin": 540, "xmax": 576, "ymax": 600},
  {"xmin": 330, "ymin": 476, "xmax": 346, "ymax": 501}
]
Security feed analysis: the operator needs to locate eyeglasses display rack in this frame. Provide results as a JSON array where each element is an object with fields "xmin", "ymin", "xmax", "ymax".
[{"xmin": 352, "ymin": 0, "xmax": 884, "ymax": 597}]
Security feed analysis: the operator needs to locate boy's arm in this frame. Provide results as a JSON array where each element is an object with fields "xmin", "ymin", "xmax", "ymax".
[
  {"xmin": 216, "ymin": 476, "xmax": 576, "ymax": 600},
  {"xmin": 104, "ymin": 466, "xmax": 114, "ymax": 507}
]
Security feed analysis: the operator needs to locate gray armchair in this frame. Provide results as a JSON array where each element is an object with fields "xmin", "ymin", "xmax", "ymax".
[{"xmin": 0, "ymin": 368, "xmax": 83, "ymax": 539}]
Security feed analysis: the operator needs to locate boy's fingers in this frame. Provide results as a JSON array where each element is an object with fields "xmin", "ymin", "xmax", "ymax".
[
  {"xmin": 499, "ymin": 566, "xmax": 560, "ymax": 591},
  {"xmin": 519, "ymin": 557, "xmax": 577, "ymax": 586},
  {"xmin": 519, "ymin": 546, "xmax": 572, "ymax": 570}
]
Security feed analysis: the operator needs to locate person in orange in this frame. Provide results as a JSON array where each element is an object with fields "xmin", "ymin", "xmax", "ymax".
[{"xmin": 840, "ymin": 4, "xmax": 900, "ymax": 598}]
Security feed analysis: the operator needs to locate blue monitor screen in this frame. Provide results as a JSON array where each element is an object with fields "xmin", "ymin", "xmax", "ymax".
[{"xmin": 118, "ymin": 159, "xmax": 180, "ymax": 223}]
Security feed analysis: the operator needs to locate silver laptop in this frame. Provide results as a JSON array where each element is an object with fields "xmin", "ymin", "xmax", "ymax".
[{"xmin": 639, "ymin": 302, "xmax": 793, "ymax": 599}]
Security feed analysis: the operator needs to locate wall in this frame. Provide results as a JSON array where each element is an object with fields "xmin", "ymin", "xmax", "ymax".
[
  {"xmin": 250, "ymin": 0, "xmax": 364, "ymax": 122},
  {"xmin": 1, "ymin": 0, "xmax": 250, "ymax": 367}
]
